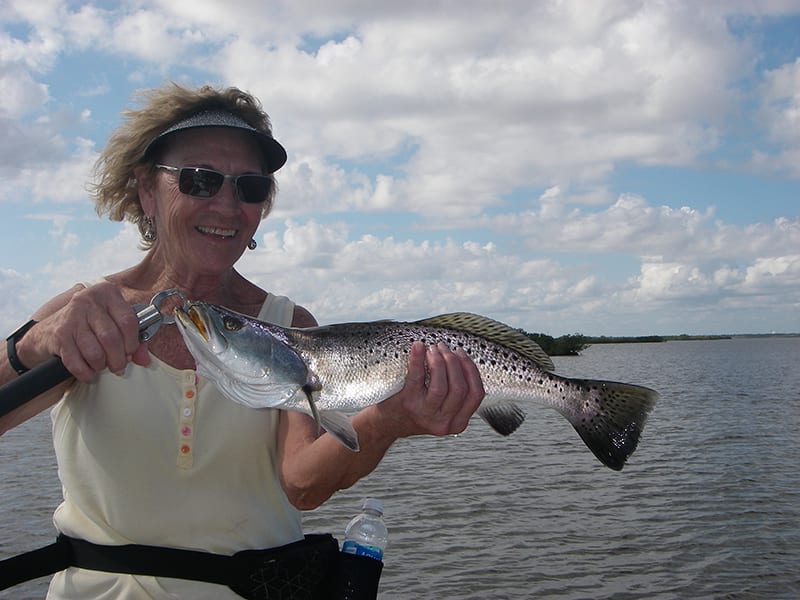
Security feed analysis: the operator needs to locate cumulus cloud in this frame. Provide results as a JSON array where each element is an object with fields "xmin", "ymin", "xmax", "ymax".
[
  {"xmin": 0, "ymin": 0, "xmax": 798, "ymax": 336},
  {"xmin": 234, "ymin": 214, "xmax": 799, "ymax": 334},
  {"xmin": 221, "ymin": 0, "xmax": 747, "ymax": 215},
  {"xmin": 757, "ymin": 57, "xmax": 800, "ymax": 176},
  {"xmin": 238, "ymin": 219, "xmax": 568, "ymax": 325},
  {"xmin": 39, "ymin": 222, "xmax": 142, "ymax": 290},
  {"xmin": 0, "ymin": 268, "xmax": 41, "ymax": 334}
]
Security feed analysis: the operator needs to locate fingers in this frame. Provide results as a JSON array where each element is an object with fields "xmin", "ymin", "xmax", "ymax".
[
  {"xmin": 414, "ymin": 342, "xmax": 485, "ymax": 437},
  {"xmin": 426, "ymin": 343, "xmax": 467, "ymax": 409},
  {"xmin": 96, "ymin": 300, "xmax": 141, "ymax": 374},
  {"xmin": 404, "ymin": 341, "xmax": 428, "ymax": 392},
  {"xmin": 53, "ymin": 284, "xmax": 142, "ymax": 381}
]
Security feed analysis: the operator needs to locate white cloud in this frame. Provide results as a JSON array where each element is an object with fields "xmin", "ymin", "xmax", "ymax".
[
  {"xmin": 28, "ymin": 137, "xmax": 97, "ymax": 203},
  {"xmin": 235, "ymin": 216, "xmax": 800, "ymax": 335},
  {"xmin": 0, "ymin": 68, "xmax": 49, "ymax": 118},
  {"xmin": 0, "ymin": 0, "xmax": 798, "ymax": 337},
  {"xmin": 272, "ymin": 156, "xmax": 397, "ymax": 215},
  {"xmin": 238, "ymin": 218, "xmax": 566, "ymax": 325},
  {"xmin": 196, "ymin": 0, "xmax": 751, "ymax": 217},
  {"xmin": 466, "ymin": 188, "xmax": 800, "ymax": 265},
  {"xmin": 40, "ymin": 222, "xmax": 142, "ymax": 290},
  {"xmin": 0, "ymin": 268, "xmax": 41, "ymax": 334},
  {"xmin": 629, "ymin": 253, "xmax": 800, "ymax": 312},
  {"xmin": 744, "ymin": 255, "xmax": 800, "ymax": 290},
  {"xmin": 0, "ymin": 136, "xmax": 96, "ymax": 204},
  {"xmin": 758, "ymin": 57, "xmax": 800, "ymax": 176}
]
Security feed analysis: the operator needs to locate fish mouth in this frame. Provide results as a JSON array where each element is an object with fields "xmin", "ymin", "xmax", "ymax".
[{"xmin": 175, "ymin": 304, "xmax": 210, "ymax": 341}]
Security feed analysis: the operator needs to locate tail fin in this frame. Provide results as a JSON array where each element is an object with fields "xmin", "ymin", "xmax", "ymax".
[{"xmin": 565, "ymin": 380, "xmax": 658, "ymax": 470}]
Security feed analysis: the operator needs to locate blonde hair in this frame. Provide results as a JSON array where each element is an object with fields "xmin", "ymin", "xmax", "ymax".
[{"xmin": 90, "ymin": 82, "xmax": 280, "ymax": 247}]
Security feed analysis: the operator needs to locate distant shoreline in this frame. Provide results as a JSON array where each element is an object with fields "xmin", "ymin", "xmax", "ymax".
[
  {"xmin": 524, "ymin": 330, "xmax": 800, "ymax": 356},
  {"xmin": 588, "ymin": 333, "xmax": 800, "ymax": 343}
]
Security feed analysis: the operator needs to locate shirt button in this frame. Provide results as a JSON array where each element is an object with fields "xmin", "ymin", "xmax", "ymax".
[
  {"xmin": 180, "ymin": 444, "xmax": 191, "ymax": 454},
  {"xmin": 183, "ymin": 408, "xmax": 192, "ymax": 417}
]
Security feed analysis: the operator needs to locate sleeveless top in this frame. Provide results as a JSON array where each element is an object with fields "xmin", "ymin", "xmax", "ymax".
[{"xmin": 47, "ymin": 294, "xmax": 303, "ymax": 599}]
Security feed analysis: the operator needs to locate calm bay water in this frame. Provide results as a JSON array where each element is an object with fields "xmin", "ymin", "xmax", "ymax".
[{"xmin": 2, "ymin": 337, "xmax": 799, "ymax": 599}]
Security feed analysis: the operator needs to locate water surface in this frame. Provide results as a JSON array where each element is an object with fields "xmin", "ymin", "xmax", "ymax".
[{"xmin": 2, "ymin": 338, "xmax": 798, "ymax": 598}]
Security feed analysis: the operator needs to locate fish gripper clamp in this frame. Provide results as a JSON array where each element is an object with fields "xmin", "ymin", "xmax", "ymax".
[{"xmin": 133, "ymin": 289, "xmax": 189, "ymax": 342}]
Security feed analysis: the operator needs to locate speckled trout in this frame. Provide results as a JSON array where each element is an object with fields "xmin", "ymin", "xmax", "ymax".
[{"xmin": 175, "ymin": 302, "xmax": 658, "ymax": 470}]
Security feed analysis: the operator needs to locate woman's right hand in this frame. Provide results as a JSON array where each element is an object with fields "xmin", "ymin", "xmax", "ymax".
[{"xmin": 19, "ymin": 281, "xmax": 147, "ymax": 383}]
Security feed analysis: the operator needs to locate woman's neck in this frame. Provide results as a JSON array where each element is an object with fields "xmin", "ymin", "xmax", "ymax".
[{"xmin": 107, "ymin": 255, "xmax": 266, "ymax": 316}]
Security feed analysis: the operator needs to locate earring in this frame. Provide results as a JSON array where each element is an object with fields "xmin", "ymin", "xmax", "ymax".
[
  {"xmin": 143, "ymin": 216, "xmax": 157, "ymax": 242},
  {"xmin": 247, "ymin": 238, "xmax": 257, "ymax": 250}
]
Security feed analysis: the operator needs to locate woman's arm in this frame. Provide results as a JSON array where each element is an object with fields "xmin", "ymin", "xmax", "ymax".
[{"xmin": 0, "ymin": 281, "xmax": 145, "ymax": 435}]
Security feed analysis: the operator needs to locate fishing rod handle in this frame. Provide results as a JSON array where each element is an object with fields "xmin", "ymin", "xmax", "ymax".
[
  {"xmin": 0, "ymin": 356, "xmax": 71, "ymax": 419},
  {"xmin": 0, "ymin": 289, "xmax": 188, "ymax": 420}
]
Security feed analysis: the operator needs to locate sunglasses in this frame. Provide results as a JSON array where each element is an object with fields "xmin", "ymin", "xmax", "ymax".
[{"xmin": 155, "ymin": 165, "xmax": 273, "ymax": 204}]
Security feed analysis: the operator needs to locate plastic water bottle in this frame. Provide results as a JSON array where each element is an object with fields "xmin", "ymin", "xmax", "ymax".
[{"xmin": 341, "ymin": 498, "xmax": 388, "ymax": 561}]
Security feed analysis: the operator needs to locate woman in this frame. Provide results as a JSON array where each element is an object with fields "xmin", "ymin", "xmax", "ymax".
[{"xmin": 0, "ymin": 83, "xmax": 484, "ymax": 598}]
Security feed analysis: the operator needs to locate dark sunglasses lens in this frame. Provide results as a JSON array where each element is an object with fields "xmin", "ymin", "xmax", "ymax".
[
  {"xmin": 178, "ymin": 168, "xmax": 224, "ymax": 198},
  {"xmin": 236, "ymin": 175, "xmax": 272, "ymax": 204}
]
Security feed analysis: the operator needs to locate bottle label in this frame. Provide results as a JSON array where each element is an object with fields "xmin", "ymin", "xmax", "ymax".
[{"xmin": 342, "ymin": 540, "xmax": 383, "ymax": 561}]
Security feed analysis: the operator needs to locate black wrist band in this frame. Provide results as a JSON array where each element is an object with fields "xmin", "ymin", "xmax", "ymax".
[{"xmin": 6, "ymin": 319, "xmax": 37, "ymax": 375}]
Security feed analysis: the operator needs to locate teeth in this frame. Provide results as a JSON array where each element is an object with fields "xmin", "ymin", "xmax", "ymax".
[{"xmin": 197, "ymin": 226, "xmax": 237, "ymax": 237}]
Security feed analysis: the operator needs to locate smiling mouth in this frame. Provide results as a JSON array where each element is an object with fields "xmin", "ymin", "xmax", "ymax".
[{"xmin": 197, "ymin": 225, "xmax": 237, "ymax": 239}]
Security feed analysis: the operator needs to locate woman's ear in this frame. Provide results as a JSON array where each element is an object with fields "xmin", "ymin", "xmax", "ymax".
[{"xmin": 133, "ymin": 165, "xmax": 156, "ymax": 215}]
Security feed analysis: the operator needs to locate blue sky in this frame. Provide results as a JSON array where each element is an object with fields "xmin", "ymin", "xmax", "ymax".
[{"xmin": 1, "ymin": 0, "xmax": 798, "ymax": 337}]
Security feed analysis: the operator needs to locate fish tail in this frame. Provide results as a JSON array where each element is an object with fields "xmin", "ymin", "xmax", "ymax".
[{"xmin": 564, "ymin": 379, "xmax": 658, "ymax": 470}]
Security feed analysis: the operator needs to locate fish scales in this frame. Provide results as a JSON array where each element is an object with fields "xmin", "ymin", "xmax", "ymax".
[
  {"xmin": 282, "ymin": 320, "xmax": 555, "ymax": 414},
  {"xmin": 175, "ymin": 303, "xmax": 658, "ymax": 470}
]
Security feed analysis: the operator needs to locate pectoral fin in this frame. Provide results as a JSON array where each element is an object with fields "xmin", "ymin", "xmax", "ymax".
[
  {"xmin": 318, "ymin": 410, "xmax": 360, "ymax": 452},
  {"xmin": 302, "ymin": 384, "xmax": 322, "ymax": 436}
]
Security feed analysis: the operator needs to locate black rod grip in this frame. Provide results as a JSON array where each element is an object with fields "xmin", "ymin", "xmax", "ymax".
[{"xmin": 0, "ymin": 356, "xmax": 72, "ymax": 419}]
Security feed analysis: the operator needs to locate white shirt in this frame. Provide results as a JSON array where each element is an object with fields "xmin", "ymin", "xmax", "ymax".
[{"xmin": 47, "ymin": 294, "xmax": 302, "ymax": 599}]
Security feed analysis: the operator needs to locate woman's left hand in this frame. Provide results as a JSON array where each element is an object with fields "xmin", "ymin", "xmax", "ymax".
[{"xmin": 374, "ymin": 341, "xmax": 485, "ymax": 438}]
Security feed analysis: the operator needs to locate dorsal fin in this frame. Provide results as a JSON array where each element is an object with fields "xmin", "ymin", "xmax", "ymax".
[{"xmin": 415, "ymin": 312, "xmax": 554, "ymax": 371}]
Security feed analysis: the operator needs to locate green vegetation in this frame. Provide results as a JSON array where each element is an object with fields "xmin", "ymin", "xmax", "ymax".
[
  {"xmin": 523, "ymin": 332, "xmax": 730, "ymax": 356},
  {"xmin": 589, "ymin": 335, "xmax": 666, "ymax": 344},
  {"xmin": 663, "ymin": 334, "xmax": 732, "ymax": 341},
  {"xmin": 520, "ymin": 330, "xmax": 795, "ymax": 356},
  {"xmin": 524, "ymin": 332, "xmax": 590, "ymax": 356}
]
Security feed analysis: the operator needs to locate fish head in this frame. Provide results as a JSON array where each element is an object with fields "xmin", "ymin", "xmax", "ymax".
[{"xmin": 174, "ymin": 302, "xmax": 309, "ymax": 409}]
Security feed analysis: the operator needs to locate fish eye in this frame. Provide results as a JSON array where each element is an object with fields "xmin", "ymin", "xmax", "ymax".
[{"xmin": 222, "ymin": 316, "xmax": 243, "ymax": 331}]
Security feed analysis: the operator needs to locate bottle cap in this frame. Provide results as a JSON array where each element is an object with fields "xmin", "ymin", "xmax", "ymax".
[{"xmin": 362, "ymin": 498, "xmax": 384, "ymax": 515}]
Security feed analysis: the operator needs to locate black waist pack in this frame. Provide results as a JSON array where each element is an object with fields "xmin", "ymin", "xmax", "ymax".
[{"xmin": 0, "ymin": 533, "xmax": 383, "ymax": 600}]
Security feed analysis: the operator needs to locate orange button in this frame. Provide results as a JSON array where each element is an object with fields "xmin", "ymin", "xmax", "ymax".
[
  {"xmin": 180, "ymin": 444, "xmax": 191, "ymax": 454},
  {"xmin": 185, "ymin": 390, "xmax": 195, "ymax": 399}
]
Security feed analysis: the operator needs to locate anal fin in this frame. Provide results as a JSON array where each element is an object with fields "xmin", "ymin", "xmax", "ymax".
[{"xmin": 478, "ymin": 402, "xmax": 526, "ymax": 436}]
